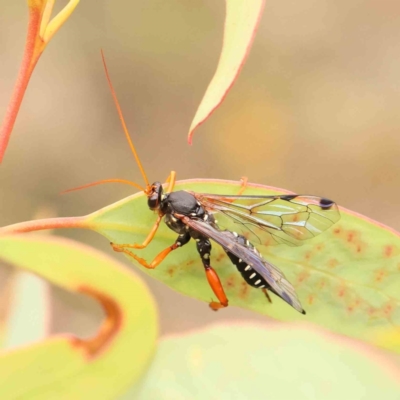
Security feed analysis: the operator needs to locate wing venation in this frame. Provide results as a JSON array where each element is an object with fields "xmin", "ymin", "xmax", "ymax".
[{"xmin": 191, "ymin": 193, "xmax": 340, "ymax": 247}]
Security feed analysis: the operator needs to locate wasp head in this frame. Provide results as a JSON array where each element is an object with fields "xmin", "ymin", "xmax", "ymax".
[{"xmin": 147, "ymin": 181, "xmax": 163, "ymax": 211}]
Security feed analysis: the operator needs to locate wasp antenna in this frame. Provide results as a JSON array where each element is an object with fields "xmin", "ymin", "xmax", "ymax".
[
  {"xmin": 100, "ymin": 50, "xmax": 150, "ymax": 189},
  {"xmin": 61, "ymin": 178, "xmax": 145, "ymax": 194}
]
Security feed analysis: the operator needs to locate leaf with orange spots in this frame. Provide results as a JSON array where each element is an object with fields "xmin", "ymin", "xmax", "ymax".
[
  {"xmin": 0, "ymin": 235, "xmax": 157, "ymax": 399},
  {"xmin": 85, "ymin": 179, "xmax": 400, "ymax": 352},
  {"xmin": 2, "ymin": 179, "xmax": 400, "ymax": 352}
]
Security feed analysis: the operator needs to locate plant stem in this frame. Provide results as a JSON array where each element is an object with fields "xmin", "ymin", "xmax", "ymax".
[
  {"xmin": 0, "ymin": 216, "xmax": 88, "ymax": 235},
  {"xmin": 0, "ymin": 6, "xmax": 45, "ymax": 163}
]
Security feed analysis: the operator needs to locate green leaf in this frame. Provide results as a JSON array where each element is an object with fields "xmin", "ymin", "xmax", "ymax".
[
  {"xmin": 134, "ymin": 324, "xmax": 400, "ymax": 400},
  {"xmin": 83, "ymin": 179, "xmax": 400, "ymax": 352},
  {"xmin": 0, "ymin": 235, "xmax": 158, "ymax": 400},
  {"xmin": 188, "ymin": 0, "xmax": 266, "ymax": 144},
  {"xmin": 2, "ymin": 272, "xmax": 50, "ymax": 350}
]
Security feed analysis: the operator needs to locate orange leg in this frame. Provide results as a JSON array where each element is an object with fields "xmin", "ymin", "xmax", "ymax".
[
  {"xmin": 262, "ymin": 288, "xmax": 272, "ymax": 303},
  {"xmin": 110, "ymin": 171, "xmax": 176, "ymax": 254},
  {"xmin": 218, "ymin": 176, "xmax": 248, "ymax": 204},
  {"xmin": 111, "ymin": 214, "xmax": 163, "ymax": 251},
  {"xmin": 205, "ymin": 266, "xmax": 229, "ymax": 311},
  {"xmin": 112, "ymin": 242, "xmax": 179, "ymax": 269},
  {"xmin": 112, "ymin": 232, "xmax": 191, "ymax": 269},
  {"xmin": 165, "ymin": 170, "xmax": 176, "ymax": 193},
  {"xmin": 236, "ymin": 176, "xmax": 248, "ymax": 196}
]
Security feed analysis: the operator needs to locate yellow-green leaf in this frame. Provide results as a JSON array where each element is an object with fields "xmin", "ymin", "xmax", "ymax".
[
  {"xmin": 188, "ymin": 0, "xmax": 266, "ymax": 144},
  {"xmin": 81, "ymin": 179, "xmax": 400, "ymax": 352},
  {"xmin": 134, "ymin": 324, "xmax": 400, "ymax": 399},
  {"xmin": 2, "ymin": 272, "xmax": 50, "ymax": 350},
  {"xmin": 0, "ymin": 235, "xmax": 158, "ymax": 400}
]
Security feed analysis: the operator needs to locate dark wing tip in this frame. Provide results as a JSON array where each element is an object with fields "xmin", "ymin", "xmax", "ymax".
[
  {"xmin": 280, "ymin": 291, "xmax": 305, "ymax": 314},
  {"xmin": 280, "ymin": 194, "xmax": 297, "ymax": 201},
  {"xmin": 301, "ymin": 309, "xmax": 306, "ymax": 315},
  {"xmin": 319, "ymin": 197, "xmax": 335, "ymax": 209}
]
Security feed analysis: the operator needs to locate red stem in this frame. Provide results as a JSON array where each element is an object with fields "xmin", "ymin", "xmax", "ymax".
[
  {"xmin": 0, "ymin": 7, "xmax": 45, "ymax": 163},
  {"xmin": 0, "ymin": 216, "xmax": 88, "ymax": 235}
]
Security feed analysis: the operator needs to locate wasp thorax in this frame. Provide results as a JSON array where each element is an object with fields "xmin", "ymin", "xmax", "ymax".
[{"xmin": 148, "ymin": 181, "xmax": 163, "ymax": 210}]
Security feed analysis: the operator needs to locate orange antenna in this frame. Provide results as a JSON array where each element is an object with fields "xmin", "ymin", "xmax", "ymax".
[
  {"xmin": 61, "ymin": 178, "xmax": 145, "ymax": 195},
  {"xmin": 101, "ymin": 50, "xmax": 150, "ymax": 189}
]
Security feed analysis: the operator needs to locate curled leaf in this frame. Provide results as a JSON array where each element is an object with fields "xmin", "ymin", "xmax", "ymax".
[
  {"xmin": 2, "ymin": 272, "xmax": 50, "ymax": 350},
  {"xmin": 0, "ymin": 235, "xmax": 157, "ymax": 399}
]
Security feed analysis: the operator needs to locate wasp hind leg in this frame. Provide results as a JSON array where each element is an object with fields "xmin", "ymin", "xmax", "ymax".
[
  {"xmin": 262, "ymin": 288, "xmax": 272, "ymax": 303},
  {"xmin": 196, "ymin": 237, "xmax": 229, "ymax": 311},
  {"xmin": 112, "ymin": 232, "xmax": 190, "ymax": 269}
]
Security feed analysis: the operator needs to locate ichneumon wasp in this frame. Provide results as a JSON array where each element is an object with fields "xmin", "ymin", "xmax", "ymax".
[{"xmin": 66, "ymin": 52, "xmax": 340, "ymax": 314}]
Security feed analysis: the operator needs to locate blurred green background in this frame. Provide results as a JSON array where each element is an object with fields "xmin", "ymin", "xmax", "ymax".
[{"xmin": 0, "ymin": 0, "xmax": 399, "ymax": 350}]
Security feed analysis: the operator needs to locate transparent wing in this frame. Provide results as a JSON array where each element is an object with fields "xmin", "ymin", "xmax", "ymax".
[
  {"xmin": 191, "ymin": 193, "xmax": 340, "ymax": 247},
  {"xmin": 181, "ymin": 217, "xmax": 304, "ymax": 313}
]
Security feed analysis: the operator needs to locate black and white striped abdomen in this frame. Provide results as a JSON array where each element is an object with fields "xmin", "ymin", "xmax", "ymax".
[
  {"xmin": 224, "ymin": 233, "xmax": 275, "ymax": 293},
  {"xmin": 179, "ymin": 217, "xmax": 305, "ymax": 313}
]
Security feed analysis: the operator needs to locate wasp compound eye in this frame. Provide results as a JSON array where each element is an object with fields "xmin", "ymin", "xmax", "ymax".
[
  {"xmin": 147, "ymin": 181, "xmax": 163, "ymax": 210},
  {"xmin": 148, "ymin": 194, "xmax": 158, "ymax": 210}
]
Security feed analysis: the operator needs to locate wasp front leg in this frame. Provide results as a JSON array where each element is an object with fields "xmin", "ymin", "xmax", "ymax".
[
  {"xmin": 236, "ymin": 176, "xmax": 248, "ymax": 196},
  {"xmin": 111, "ymin": 214, "xmax": 163, "ymax": 252},
  {"xmin": 164, "ymin": 170, "xmax": 176, "ymax": 193},
  {"xmin": 196, "ymin": 237, "xmax": 229, "ymax": 310},
  {"xmin": 112, "ymin": 232, "xmax": 190, "ymax": 269}
]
